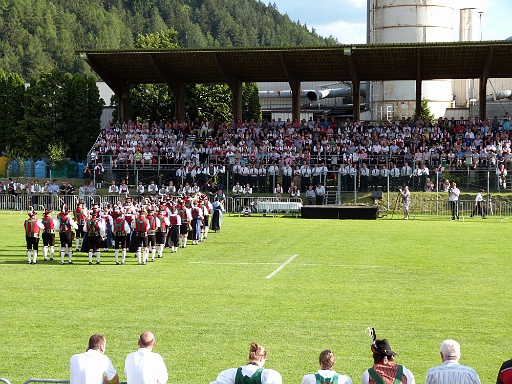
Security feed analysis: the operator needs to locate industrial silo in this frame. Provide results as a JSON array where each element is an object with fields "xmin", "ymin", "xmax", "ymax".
[{"xmin": 369, "ymin": 0, "xmax": 454, "ymax": 120}]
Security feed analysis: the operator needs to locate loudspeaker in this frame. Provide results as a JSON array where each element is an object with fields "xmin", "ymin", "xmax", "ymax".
[{"xmin": 371, "ymin": 190, "xmax": 383, "ymax": 199}]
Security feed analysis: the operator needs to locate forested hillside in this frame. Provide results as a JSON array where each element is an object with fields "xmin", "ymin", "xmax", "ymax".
[{"xmin": 0, "ymin": 0, "xmax": 337, "ymax": 80}]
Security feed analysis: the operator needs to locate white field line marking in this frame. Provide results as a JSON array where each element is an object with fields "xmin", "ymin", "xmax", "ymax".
[
  {"xmin": 189, "ymin": 261, "xmax": 380, "ymax": 268},
  {"xmin": 189, "ymin": 262, "xmax": 281, "ymax": 265},
  {"xmin": 266, "ymin": 254, "xmax": 298, "ymax": 279}
]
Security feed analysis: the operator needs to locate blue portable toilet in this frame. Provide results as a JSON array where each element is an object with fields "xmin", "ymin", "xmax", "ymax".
[
  {"xmin": 77, "ymin": 161, "xmax": 84, "ymax": 179},
  {"xmin": 8, "ymin": 159, "xmax": 19, "ymax": 177},
  {"xmin": 23, "ymin": 159, "xmax": 34, "ymax": 177},
  {"xmin": 34, "ymin": 159, "xmax": 47, "ymax": 179}
]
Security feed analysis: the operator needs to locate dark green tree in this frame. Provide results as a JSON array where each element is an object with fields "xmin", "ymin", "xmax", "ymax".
[
  {"xmin": 2, "ymin": 71, "xmax": 26, "ymax": 155},
  {"xmin": 242, "ymin": 82, "xmax": 261, "ymax": 122}
]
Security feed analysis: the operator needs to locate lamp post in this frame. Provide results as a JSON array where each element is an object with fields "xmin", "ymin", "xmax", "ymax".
[{"xmin": 478, "ymin": 11, "xmax": 483, "ymax": 41}]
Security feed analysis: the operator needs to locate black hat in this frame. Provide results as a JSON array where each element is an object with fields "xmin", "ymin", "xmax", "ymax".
[{"xmin": 369, "ymin": 328, "xmax": 397, "ymax": 357}]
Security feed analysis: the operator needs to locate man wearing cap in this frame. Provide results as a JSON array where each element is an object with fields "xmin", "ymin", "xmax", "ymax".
[
  {"xmin": 85, "ymin": 209, "xmax": 106, "ymax": 265},
  {"xmin": 112, "ymin": 208, "xmax": 131, "ymax": 265},
  {"xmin": 362, "ymin": 330, "xmax": 415, "ymax": 384},
  {"xmin": 57, "ymin": 206, "xmax": 79, "ymax": 264},
  {"xmin": 146, "ymin": 207, "xmax": 161, "ymax": 262},
  {"xmin": 155, "ymin": 206, "xmax": 170, "ymax": 257},
  {"xmin": 24, "ymin": 210, "xmax": 44, "ymax": 264},
  {"xmin": 133, "ymin": 209, "xmax": 150, "ymax": 264},
  {"xmin": 74, "ymin": 201, "xmax": 88, "ymax": 251},
  {"xmin": 425, "ymin": 339, "xmax": 480, "ymax": 384},
  {"xmin": 41, "ymin": 209, "xmax": 58, "ymax": 261}
]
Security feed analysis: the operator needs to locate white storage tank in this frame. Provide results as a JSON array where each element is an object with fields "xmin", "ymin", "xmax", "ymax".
[{"xmin": 369, "ymin": 0, "xmax": 454, "ymax": 120}]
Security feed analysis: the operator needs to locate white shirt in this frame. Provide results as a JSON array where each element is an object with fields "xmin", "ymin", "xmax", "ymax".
[
  {"xmin": 70, "ymin": 349, "xmax": 117, "ymax": 384},
  {"xmin": 425, "ymin": 360, "xmax": 480, "ymax": 384},
  {"xmin": 210, "ymin": 364, "xmax": 282, "ymax": 384},
  {"xmin": 302, "ymin": 370, "xmax": 352, "ymax": 384},
  {"xmin": 124, "ymin": 348, "xmax": 168, "ymax": 384}
]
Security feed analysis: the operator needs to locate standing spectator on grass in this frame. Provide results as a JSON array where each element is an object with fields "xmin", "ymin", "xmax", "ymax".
[
  {"xmin": 399, "ymin": 185, "xmax": 410, "ymax": 220},
  {"xmin": 448, "ymin": 182, "xmax": 460, "ymax": 221},
  {"xmin": 301, "ymin": 349, "xmax": 352, "ymax": 384},
  {"xmin": 70, "ymin": 333, "xmax": 119, "ymax": 384},
  {"xmin": 210, "ymin": 342, "xmax": 282, "ymax": 384},
  {"xmin": 362, "ymin": 328, "xmax": 415, "ymax": 384},
  {"xmin": 470, "ymin": 189, "xmax": 486, "ymax": 219},
  {"xmin": 425, "ymin": 340, "xmax": 480, "ymax": 384},
  {"xmin": 124, "ymin": 331, "xmax": 168, "ymax": 384}
]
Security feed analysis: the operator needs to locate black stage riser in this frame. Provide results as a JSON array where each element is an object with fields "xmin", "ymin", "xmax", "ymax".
[{"xmin": 301, "ymin": 206, "xmax": 378, "ymax": 220}]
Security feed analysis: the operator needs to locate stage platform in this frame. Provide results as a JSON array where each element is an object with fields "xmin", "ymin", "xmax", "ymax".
[{"xmin": 301, "ymin": 205, "xmax": 379, "ymax": 220}]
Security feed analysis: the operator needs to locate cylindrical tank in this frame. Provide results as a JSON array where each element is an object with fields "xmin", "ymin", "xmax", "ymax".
[{"xmin": 369, "ymin": 0, "xmax": 454, "ymax": 120}]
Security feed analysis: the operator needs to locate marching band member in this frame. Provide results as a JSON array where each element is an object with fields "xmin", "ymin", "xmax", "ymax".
[
  {"xmin": 85, "ymin": 209, "xmax": 106, "ymax": 265},
  {"xmin": 24, "ymin": 209, "xmax": 44, "ymax": 264},
  {"xmin": 41, "ymin": 208, "xmax": 58, "ymax": 261},
  {"xmin": 112, "ymin": 207, "xmax": 131, "ymax": 265},
  {"xmin": 56, "ymin": 205, "xmax": 78, "ymax": 264},
  {"xmin": 133, "ymin": 208, "xmax": 150, "ymax": 265},
  {"xmin": 155, "ymin": 205, "xmax": 170, "ymax": 257},
  {"xmin": 73, "ymin": 201, "xmax": 88, "ymax": 251}
]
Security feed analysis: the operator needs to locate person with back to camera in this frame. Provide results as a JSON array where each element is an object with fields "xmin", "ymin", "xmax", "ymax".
[
  {"xmin": 70, "ymin": 333, "xmax": 119, "ymax": 384},
  {"xmin": 301, "ymin": 349, "xmax": 352, "ymax": 384},
  {"xmin": 124, "ymin": 331, "xmax": 168, "ymax": 384},
  {"xmin": 399, "ymin": 185, "xmax": 411, "ymax": 220},
  {"xmin": 362, "ymin": 328, "xmax": 415, "ymax": 384},
  {"xmin": 210, "ymin": 342, "xmax": 282, "ymax": 384},
  {"xmin": 497, "ymin": 354, "xmax": 512, "ymax": 384},
  {"xmin": 448, "ymin": 182, "xmax": 460, "ymax": 220},
  {"xmin": 470, "ymin": 189, "xmax": 486, "ymax": 219},
  {"xmin": 425, "ymin": 339, "xmax": 480, "ymax": 384}
]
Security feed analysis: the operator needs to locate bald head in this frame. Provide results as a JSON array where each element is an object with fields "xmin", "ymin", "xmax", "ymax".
[{"xmin": 138, "ymin": 331, "xmax": 156, "ymax": 349}]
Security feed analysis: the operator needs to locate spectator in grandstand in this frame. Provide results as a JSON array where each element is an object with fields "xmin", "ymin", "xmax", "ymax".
[
  {"xmin": 108, "ymin": 180, "xmax": 119, "ymax": 194},
  {"xmin": 362, "ymin": 328, "xmax": 415, "ymax": 384},
  {"xmin": 315, "ymin": 183, "xmax": 325, "ymax": 205},
  {"xmin": 124, "ymin": 331, "xmax": 168, "ymax": 384},
  {"xmin": 301, "ymin": 350, "xmax": 352, "ymax": 384},
  {"xmin": 448, "ymin": 182, "xmax": 460, "ymax": 221},
  {"xmin": 425, "ymin": 339, "xmax": 480, "ymax": 384},
  {"xmin": 210, "ymin": 342, "xmax": 282, "ymax": 384},
  {"xmin": 305, "ymin": 185, "xmax": 315, "ymax": 205},
  {"xmin": 70, "ymin": 333, "xmax": 119, "ymax": 384}
]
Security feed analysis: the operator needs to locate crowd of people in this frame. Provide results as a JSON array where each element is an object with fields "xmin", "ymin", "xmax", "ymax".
[
  {"xmin": 22, "ymin": 191, "xmax": 225, "ymax": 265},
  {"xmin": 86, "ymin": 113, "xmax": 512, "ymax": 195},
  {"xmin": 67, "ymin": 329, "xmax": 512, "ymax": 384}
]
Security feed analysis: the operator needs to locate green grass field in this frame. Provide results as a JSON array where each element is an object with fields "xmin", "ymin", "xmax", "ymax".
[{"xmin": 0, "ymin": 212, "xmax": 510, "ymax": 384}]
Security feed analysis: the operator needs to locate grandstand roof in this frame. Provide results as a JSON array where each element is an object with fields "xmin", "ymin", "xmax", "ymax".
[{"xmin": 80, "ymin": 40, "xmax": 512, "ymax": 86}]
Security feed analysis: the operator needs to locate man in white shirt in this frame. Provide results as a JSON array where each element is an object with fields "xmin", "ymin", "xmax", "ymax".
[
  {"xmin": 426, "ymin": 339, "xmax": 480, "ymax": 384},
  {"xmin": 70, "ymin": 334, "xmax": 119, "ymax": 384},
  {"xmin": 125, "ymin": 331, "xmax": 168, "ymax": 384},
  {"xmin": 448, "ymin": 182, "xmax": 460, "ymax": 220}
]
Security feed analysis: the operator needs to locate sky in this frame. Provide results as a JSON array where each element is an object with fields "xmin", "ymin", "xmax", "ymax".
[{"xmin": 268, "ymin": 0, "xmax": 511, "ymax": 44}]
